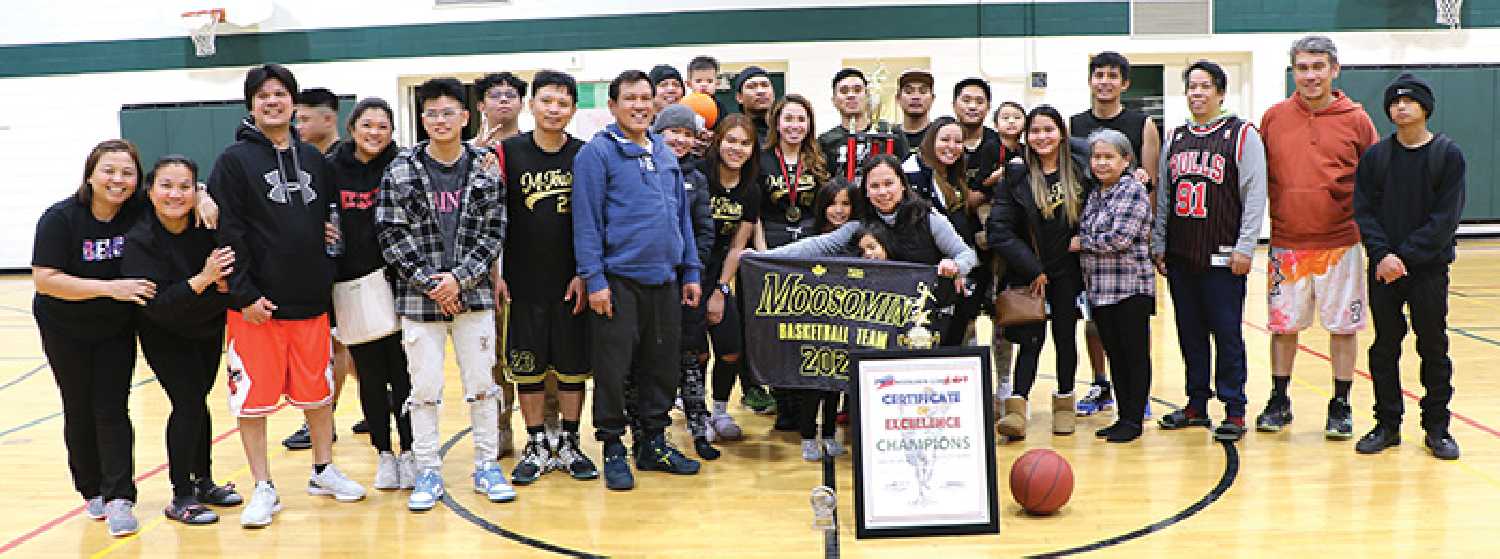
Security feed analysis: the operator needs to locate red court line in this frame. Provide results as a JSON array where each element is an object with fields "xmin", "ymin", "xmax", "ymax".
[
  {"xmin": 1242, "ymin": 321, "xmax": 1500, "ymax": 440},
  {"xmin": 0, "ymin": 407, "xmax": 274, "ymax": 555}
]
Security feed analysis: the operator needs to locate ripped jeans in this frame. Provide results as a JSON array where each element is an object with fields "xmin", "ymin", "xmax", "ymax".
[{"xmin": 401, "ymin": 311, "xmax": 500, "ymax": 470}]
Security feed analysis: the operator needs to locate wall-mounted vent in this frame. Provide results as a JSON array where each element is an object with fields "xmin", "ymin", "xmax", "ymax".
[{"xmin": 1131, "ymin": 0, "xmax": 1212, "ymax": 36}]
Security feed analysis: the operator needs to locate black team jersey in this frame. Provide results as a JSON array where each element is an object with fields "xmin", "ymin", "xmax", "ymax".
[
  {"xmin": 500, "ymin": 131, "xmax": 585, "ymax": 302},
  {"xmin": 1163, "ymin": 117, "xmax": 1249, "ymax": 270},
  {"xmin": 706, "ymin": 164, "xmax": 761, "ymax": 273}
]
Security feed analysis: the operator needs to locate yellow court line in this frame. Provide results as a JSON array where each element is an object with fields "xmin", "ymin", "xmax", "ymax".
[{"xmin": 89, "ymin": 464, "xmax": 253, "ymax": 559}]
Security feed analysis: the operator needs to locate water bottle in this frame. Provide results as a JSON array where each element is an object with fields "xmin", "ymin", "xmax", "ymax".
[{"xmin": 326, "ymin": 202, "xmax": 344, "ymax": 257}]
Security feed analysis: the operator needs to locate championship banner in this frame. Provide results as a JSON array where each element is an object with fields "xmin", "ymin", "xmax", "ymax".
[{"xmin": 740, "ymin": 254, "xmax": 938, "ymax": 391}]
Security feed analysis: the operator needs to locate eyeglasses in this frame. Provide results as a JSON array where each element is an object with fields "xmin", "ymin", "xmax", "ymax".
[
  {"xmin": 485, "ymin": 90, "xmax": 520, "ymax": 101},
  {"xmin": 422, "ymin": 108, "xmax": 463, "ymax": 120}
]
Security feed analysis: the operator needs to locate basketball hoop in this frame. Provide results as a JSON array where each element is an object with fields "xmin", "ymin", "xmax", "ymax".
[
  {"xmin": 1436, "ymin": 0, "xmax": 1462, "ymax": 30},
  {"xmin": 182, "ymin": 8, "xmax": 225, "ymax": 58}
]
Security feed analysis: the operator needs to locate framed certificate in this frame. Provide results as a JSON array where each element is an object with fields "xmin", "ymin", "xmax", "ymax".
[{"xmin": 849, "ymin": 346, "xmax": 999, "ymax": 539}]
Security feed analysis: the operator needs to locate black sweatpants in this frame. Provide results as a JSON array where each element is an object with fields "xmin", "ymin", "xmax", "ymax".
[
  {"xmin": 1009, "ymin": 274, "xmax": 1082, "ymax": 399},
  {"xmin": 138, "ymin": 322, "xmax": 221, "ymax": 498},
  {"xmin": 1368, "ymin": 265, "xmax": 1454, "ymax": 434},
  {"xmin": 796, "ymin": 389, "xmax": 839, "ymax": 439},
  {"xmin": 591, "ymin": 275, "xmax": 682, "ymax": 442},
  {"xmin": 1092, "ymin": 295, "xmax": 1153, "ymax": 429},
  {"xmin": 347, "ymin": 333, "xmax": 414, "ymax": 453},
  {"xmin": 39, "ymin": 325, "xmax": 137, "ymax": 502}
]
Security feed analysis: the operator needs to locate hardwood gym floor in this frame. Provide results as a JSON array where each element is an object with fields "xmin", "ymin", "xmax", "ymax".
[{"xmin": 1, "ymin": 243, "xmax": 1497, "ymax": 557}]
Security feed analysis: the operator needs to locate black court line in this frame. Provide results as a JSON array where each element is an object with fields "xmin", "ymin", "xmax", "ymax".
[
  {"xmin": 0, "ymin": 363, "xmax": 47, "ymax": 393},
  {"xmin": 438, "ymin": 427, "xmax": 607, "ymax": 558},
  {"xmin": 0, "ymin": 377, "xmax": 157, "ymax": 440},
  {"xmin": 1450, "ymin": 327, "xmax": 1500, "ymax": 348},
  {"xmin": 1023, "ymin": 396, "xmax": 1237, "ymax": 558}
]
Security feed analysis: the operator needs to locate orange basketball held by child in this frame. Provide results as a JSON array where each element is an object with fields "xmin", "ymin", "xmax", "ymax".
[
  {"xmin": 1009, "ymin": 449, "xmax": 1074, "ymax": 515},
  {"xmin": 681, "ymin": 91, "xmax": 718, "ymax": 129}
]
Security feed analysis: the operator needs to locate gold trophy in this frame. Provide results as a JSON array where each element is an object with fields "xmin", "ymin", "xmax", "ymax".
[{"xmin": 901, "ymin": 282, "xmax": 937, "ymax": 350}]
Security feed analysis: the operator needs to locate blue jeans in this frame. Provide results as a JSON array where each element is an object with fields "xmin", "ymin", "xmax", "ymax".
[{"xmin": 1166, "ymin": 263, "xmax": 1248, "ymax": 417}]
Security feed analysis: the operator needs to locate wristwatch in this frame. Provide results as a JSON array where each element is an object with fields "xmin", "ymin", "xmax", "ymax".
[{"xmin": 716, "ymin": 282, "xmax": 732, "ymax": 296}]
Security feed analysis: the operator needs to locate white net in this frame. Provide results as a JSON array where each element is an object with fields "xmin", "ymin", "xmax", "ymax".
[
  {"xmin": 1436, "ymin": 0, "xmax": 1463, "ymax": 29},
  {"xmin": 185, "ymin": 10, "xmax": 221, "ymax": 57}
]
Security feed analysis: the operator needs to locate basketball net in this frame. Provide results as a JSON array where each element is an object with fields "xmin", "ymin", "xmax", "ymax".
[
  {"xmin": 183, "ymin": 9, "xmax": 224, "ymax": 58},
  {"xmin": 1436, "ymin": 0, "xmax": 1462, "ymax": 30}
]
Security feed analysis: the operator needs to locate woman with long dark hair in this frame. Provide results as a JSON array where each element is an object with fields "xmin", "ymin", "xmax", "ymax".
[
  {"xmin": 754, "ymin": 94, "xmax": 830, "ymax": 430},
  {"xmin": 699, "ymin": 112, "xmax": 762, "ymax": 445},
  {"xmin": 768, "ymin": 155, "xmax": 978, "ymax": 460},
  {"xmin": 986, "ymin": 105, "xmax": 1093, "ymax": 441},
  {"xmin": 326, "ymin": 98, "xmax": 415, "ymax": 489},
  {"xmin": 123, "ymin": 155, "xmax": 242, "ymax": 524},
  {"xmin": 32, "ymin": 140, "xmax": 155, "ymax": 536}
]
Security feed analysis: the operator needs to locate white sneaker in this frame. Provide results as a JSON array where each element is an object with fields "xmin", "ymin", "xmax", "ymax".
[
  {"xmin": 373, "ymin": 452, "xmax": 400, "ymax": 490},
  {"xmin": 308, "ymin": 464, "xmax": 366, "ymax": 502},
  {"xmin": 397, "ymin": 451, "xmax": 418, "ymax": 490},
  {"xmin": 801, "ymin": 439, "xmax": 823, "ymax": 462},
  {"xmin": 821, "ymin": 437, "xmax": 846, "ymax": 458},
  {"xmin": 710, "ymin": 414, "xmax": 743, "ymax": 441},
  {"xmin": 240, "ymin": 481, "xmax": 281, "ymax": 528}
]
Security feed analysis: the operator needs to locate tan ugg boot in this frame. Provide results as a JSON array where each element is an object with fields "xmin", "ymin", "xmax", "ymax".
[
  {"xmin": 1053, "ymin": 393, "xmax": 1076, "ymax": 435},
  {"xmin": 996, "ymin": 396, "xmax": 1028, "ymax": 440}
]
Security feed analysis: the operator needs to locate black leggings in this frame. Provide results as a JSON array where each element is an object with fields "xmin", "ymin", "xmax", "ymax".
[
  {"xmin": 1009, "ymin": 275, "xmax": 1082, "ymax": 399},
  {"xmin": 138, "ymin": 323, "xmax": 221, "ymax": 497},
  {"xmin": 796, "ymin": 389, "xmax": 839, "ymax": 439},
  {"xmin": 39, "ymin": 325, "xmax": 137, "ymax": 502},
  {"xmin": 347, "ymin": 333, "xmax": 413, "ymax": 453}
]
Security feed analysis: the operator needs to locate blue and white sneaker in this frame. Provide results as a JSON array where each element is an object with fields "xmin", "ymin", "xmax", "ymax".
[
  {"xmin": 1075, "ymin": 384, "xmax": 1115, "ymax": 417},
  {"xmin": 85, "ymin": 496, "xmax": 106, "ymax": 520},
  {"xmin": 407, "ymin": 468, "xmax": 445, "ymax": 512},
  {"xmin": 473, "ymin": 461, "xmax": 517, "ymax": 503},
  {"xmin": 1144, "ymin": 401, "xmax": 1153, "ymax": 420}
]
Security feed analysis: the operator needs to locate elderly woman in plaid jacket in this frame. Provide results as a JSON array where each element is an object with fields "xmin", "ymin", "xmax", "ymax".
[
  {"xmin": 375, "ymin": 78, "xmax": 514, "ymax": 511},
  {"xmin": 1069, "ymin": 128, "xmax": 1155, "ymax": 443}
]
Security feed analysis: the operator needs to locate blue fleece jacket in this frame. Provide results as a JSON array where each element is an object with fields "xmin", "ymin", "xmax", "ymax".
[{"xmin": 572, "ymin": 123, "xmax": 702, "ymax": 293}]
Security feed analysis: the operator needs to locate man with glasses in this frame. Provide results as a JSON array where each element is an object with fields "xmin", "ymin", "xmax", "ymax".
[
  {"xmin": 376, "ymin": 77, "xmax": 515, "ymax": 510},
  {"xmin": 475, "ymin": 72, "xmax": 528, "ymax": 147}
]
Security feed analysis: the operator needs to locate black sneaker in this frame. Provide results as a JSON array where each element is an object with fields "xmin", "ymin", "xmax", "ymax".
[
  {"xmin": 510, "ymin": 434, "xmax": 552, "ymax": 485},
  {"xmin": 1425, "ymin": 432, "xmax": 1460, "ymax": 460},
  {"xmin": 1325, "ymin": 398, "xmax": 1354, "ymax": 440},
  {"xmin": 1159, "ymin": 407, "xmax": 1212, "ymax": 430},
  {"xmin": 351, "ymin": 419, "xmax": 370, "ymax": 434},
  {"xmin": 1255, "ymin": 397, "xmax": 1293, "ymax": 433},
  {"xmin": 1094, "ymin": 423, "xmax": 1121, "ymax": 438},
  {"xmin": 637, "ymin": 434, "xmax": 701, "ymax": 475},
  {"xmin": 281, "ymin": 424, "xmax": 313, "ymax": 450},
  {"xmin": 1213, "ymin": 417, "xmax": 1247, "ymax": 442},
  {"xmin": 772, "ymin": 414, "xmax": 799, "ymax": 432},
  {"xmin": 601, "ymin": 440, "xmax": 634, "ymax": 491},
  {"xmin": 693, "ymin": 436, "xmax": 721, "ymax": 461},
  {"xmin": 1355, "ymin": 424, "xmax": 1401, "ymax": 454},
  {"xmin": 556, "ymin": 433, "xmax": 599, "ymax": 480},
  {"xmin": 1106, "ymin": 422, "xmax": 1143, "ymax": 443}
]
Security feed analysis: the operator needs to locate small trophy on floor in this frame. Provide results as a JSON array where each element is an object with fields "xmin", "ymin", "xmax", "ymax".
[{"xmin": 901, "ymin": 282, "xmax": 937, "ymax": 350}]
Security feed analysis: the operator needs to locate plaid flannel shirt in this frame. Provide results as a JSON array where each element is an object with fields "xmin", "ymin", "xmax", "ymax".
[
  {"xmin": 1078, "ymin": 174, "xmax": 1155, "ymax": 307},
  {"xmin": 375, "ymin": 141, "xmax": 506, "ymax": 322}
]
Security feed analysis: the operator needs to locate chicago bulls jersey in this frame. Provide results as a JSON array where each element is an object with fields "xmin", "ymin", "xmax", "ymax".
[{"xmin": 1164, "ymin": 116, "xmax": 1252, "ymax": 270}]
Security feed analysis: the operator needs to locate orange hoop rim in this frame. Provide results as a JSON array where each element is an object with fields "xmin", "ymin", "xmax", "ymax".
[{"xmin": 180, "ymin": 8, "xmax": 226, "ymax": 22}]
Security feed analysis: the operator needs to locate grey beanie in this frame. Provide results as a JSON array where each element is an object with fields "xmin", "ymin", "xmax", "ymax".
[{"xmin": 652, "ymin": 103, "xmax": 700, "ymax": 133}]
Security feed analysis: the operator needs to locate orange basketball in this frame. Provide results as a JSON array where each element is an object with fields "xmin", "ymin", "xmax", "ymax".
[
  {"xmin": 1009, "ymin": 449, "xmax": 1073, "ymax": 515},
  {"xmin": 681, "ymin": 92, "xmax": 718, "ymax": 129}
]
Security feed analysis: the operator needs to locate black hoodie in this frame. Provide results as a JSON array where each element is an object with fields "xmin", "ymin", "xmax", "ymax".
[
  {"xmin": 208, "ymin": 117, "xmax": 335, "ymax": 319},
  {"xmin": 327, "ymin": 139, "xmax": 397, "ymax": 282},
  {"xmin": 121, "ymin": 214, "xmax": 228, "ymax": 340}
]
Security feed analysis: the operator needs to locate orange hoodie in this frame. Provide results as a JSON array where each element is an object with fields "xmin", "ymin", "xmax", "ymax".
[{"xmin": 1261, "ymin": 91, "xmax": 1379, "ymax": 249}]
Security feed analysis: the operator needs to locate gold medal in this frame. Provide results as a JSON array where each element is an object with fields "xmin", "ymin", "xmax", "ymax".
[{"xmin": 785, "ymin": 205, "xmax": 802, "ymax": 223}]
